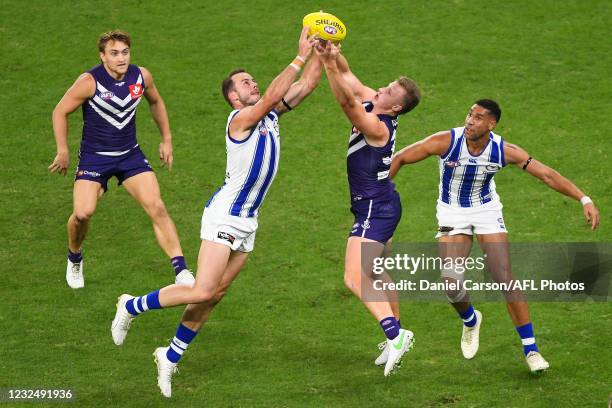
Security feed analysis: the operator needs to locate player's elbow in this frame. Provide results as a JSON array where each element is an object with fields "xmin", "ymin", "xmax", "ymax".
[{"xmin": 52, "ymin": 106, "xmax": 66, "ymax": 122}]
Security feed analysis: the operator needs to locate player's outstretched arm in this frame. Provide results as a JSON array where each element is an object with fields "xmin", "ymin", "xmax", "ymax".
[
  {"xmin": 335, "ymin": 53, "xmax": 377, "ymax": 102},
  {"xmin": 275, "ymin": 53, "xmax": 323, "ymax": 115},
  {"xmin": 504, "ymin": 142, "xmax": 600, "ymax": 230},
  {"xmin": 142, "ymin": 67, "xmax": 173, "ymax": 169},
  {"xmin": 317, "ymin": 41, "xmax": 388, "ymax": 142},
  {"xmin": 231, "ymin": 26, "xmax": 316, "ymax": 136},
  {"xmin": 389, "ymin": 131, "xmax": 451, "ymax": 179},
  {"xmin": 49, "ymin": 73, "xmax": 95, "ymax": 176}
]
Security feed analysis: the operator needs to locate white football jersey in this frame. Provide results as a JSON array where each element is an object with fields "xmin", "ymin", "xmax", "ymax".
[
  {"xmin": 206, "ymin": 109, "xmax": 281, "ymax": 218},
  {"xmin": 438, "ymin": 126, "xmax": 506, "ymax": 208}
]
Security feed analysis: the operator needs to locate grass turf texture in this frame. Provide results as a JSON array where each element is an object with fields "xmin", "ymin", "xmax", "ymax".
[{"xmin": 1, "ymin": 1, "xmax": 611, "ymax": 407}]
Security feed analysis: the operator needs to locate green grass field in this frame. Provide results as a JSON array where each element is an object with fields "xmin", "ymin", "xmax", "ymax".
[{"xmin": 1, "ymin": 1, "xmax": 611, "ymax": 407}]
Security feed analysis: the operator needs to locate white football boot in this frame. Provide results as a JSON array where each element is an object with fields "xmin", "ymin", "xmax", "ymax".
[
  {"xmin": 154, "ymin": 347, "xmax": 178, "ymax": 398},
  {"xmin": 461, "ymin": 310, "xmax": 482, "ymax": 359},
  {"xmin": 111, "ymin": 294, "xmax": 136, "ymax": 345},
  {"xmin": 526, "ymin": 351, "xmax": 550, "ymax": 373},
  {"xmin": 175, "ymin": 269, "xmax": 195, "ymax": 286},
  {"xmin": 375, "ymin": 341, "xmax": 389, "ymax": 366},
  {"xmin": 66, "ymin": 258, "xmax": 84, "ymax": 289},
  {"xmin": 384, "ymin": 329, "xmax": 415, "ymax": 376}
]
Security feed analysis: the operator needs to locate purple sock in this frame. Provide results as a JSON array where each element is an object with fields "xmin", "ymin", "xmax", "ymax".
[
  {"xmin": 166, "ymin": 323, "xmax": 199, "ymax": 363},
  {"xmin": 171, "ymin": 256, "xmax": 188, "ymax": 275},
  {"xmin": 380, "ymin": 316, "xmax": 400, "ymax": 340},
  {"xmin": 67, "ymin": 249, "xmax": 82, "ymax": 263}
]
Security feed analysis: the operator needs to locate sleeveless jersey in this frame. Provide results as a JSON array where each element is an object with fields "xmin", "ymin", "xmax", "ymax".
[
  {"xmin": 81, "ymin": 64, "xmax": 144, "ymax": 155},
  {"xmin": 346, "ymin": 102, "xmax": 398, "ymax": 206},
  {"xmin": 206, "ymin": 110, "xmax": 281, "ymax": 218},
  {"xmin": 438, "ymin": 126, "xmax": 506, "ymax": 208}
]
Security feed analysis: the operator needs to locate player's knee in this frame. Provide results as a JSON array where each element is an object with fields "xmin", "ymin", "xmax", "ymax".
[
  {"xmin": 73, "ymin": 208, "xmax": 94, "ymax": 223},
  {"xmin": 145, "ymin": 199, "xmax": 168, "ymax": 220},
  {"xmin": 191, "ymin": 289, "xmax": 216, "ymax": 304},
  {"xmin": 443, "ymin": 277, "xmax": 467, "ymax": 303}
]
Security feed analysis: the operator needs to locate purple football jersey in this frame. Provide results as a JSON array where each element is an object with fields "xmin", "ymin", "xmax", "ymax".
[
  {"xmin": 346, "ymin": 102, "xmax": 398, "ymax": 208},
  {"xmin": 81, "ymin": 64, "xmax": 145, "ymax": 153}
]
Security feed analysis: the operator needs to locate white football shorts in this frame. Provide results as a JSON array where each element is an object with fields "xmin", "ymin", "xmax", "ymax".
[
  {"xmin": 435, "ymin": 200, "xmax": 508, "ymax": 238},
  {"xmin": 200, "ymin": 206, "xmax": 258, "ymax": 252}
]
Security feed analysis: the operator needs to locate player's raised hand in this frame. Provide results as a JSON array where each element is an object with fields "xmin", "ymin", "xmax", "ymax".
[
  {"xmin": 159, "ymin": 140, "xmax": 174, "ymax": 170},
  {"xmin": 315, "ymin": 40, "xmax": 341, "ymax": 63},
  {"xmin": 583, "ymin": 202, "xmax": 600, "ymax": 230},
  {"xmin": 298, "ymin": 26, "xmax": 316, "ymax": 59},
  {"xmin": 48, "ymin": 151, "xmax": 69, "ymax": 176}
]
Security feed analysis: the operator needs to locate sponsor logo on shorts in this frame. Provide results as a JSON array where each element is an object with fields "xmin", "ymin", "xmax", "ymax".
[
  {"xmin": 217, "ymin": 231, "xmax": 235, "ymax": 244},
  {"xmin": 438, "ymin": 226, "xmax": 454, "ymax": 233},
  {"xmin": 129, "ymin": 83, "xmax": 144, "ymax": 99},
  {"xmin": 444, "ymin": 161, "xmax": 461, "ymax": 168},
  {"xmin": 486, "ymin": 164, "xmax": 501, "ymax": 172},
  {"xmin": 77, "ymin": 169, "xmax": 101, "ymax": 178},
  {"xmin": 100, "ymin": 91, "xmax": 114, "ymax": 100},
  {"xmin": 362, "ymin": 220, "xmax": 371, "ymax": 230},
  {"xmin": 498, "ymin": 217, "xmax": 506, "ymax": 229}
]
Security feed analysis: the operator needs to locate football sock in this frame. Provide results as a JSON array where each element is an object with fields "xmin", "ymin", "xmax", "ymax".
[
  {"xmin": 516, "ymin": 322, "xmax": 539, "ymax": 355},
  {"xmin": 166, "ymin": 323, "xmax": 198, "ymax": 363},
  {"xmin": 458, "ymin": 304, "xmax": 477, "ymax": 327},
  {"xmin": 67, "ymin": 249, "xmax": 82, "ymax": 263},
  {"xmin": 171, "ymin": 256, "xmax": 188, "ymax": 276},
  {"xmin": 380, "ymin": 316, "xmax": 400, "ymax": 340},
  {"xmin": 125, "ymin": 290, "xmax": 162, "ymax": 316}
]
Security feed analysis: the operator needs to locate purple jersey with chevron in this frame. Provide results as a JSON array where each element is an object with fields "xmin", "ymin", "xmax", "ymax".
[
  {"xmin": 81, "ymin": 64, "xmax": 145, "ymax": 153},
  {"xmin": 346, "ymin": 102, "xmax": 398, "ymax": 207}
]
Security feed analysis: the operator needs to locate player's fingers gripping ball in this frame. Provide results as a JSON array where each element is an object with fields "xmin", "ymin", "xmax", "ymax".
[{"xmin": 303, "ymin": 11, "xmax": 347, "ymax": 43}]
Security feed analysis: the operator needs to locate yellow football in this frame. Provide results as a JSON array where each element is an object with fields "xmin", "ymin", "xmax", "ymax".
[{"xmin": 303, "ymin": 11, "xmax": 347, "ymax": 43}]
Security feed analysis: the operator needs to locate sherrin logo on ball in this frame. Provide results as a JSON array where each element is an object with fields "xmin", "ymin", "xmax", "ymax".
[{"xmin": 303, "ymin": 11, "xmax": 347, "ymax": 43}]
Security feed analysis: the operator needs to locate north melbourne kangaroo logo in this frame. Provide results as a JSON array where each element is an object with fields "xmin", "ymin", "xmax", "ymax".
[{"xmin": 129, "ymin": 83, "xmax": 143, "ymax": 99}]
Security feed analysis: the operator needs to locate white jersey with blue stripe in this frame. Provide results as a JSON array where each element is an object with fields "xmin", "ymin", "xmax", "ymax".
[
  {"xmin": 205, "ymin": 109, "xmax": 280, "ymax": 218},
  {"xmin": 438, "ymin": 126, "xmax": 506, "ymax": 208}
]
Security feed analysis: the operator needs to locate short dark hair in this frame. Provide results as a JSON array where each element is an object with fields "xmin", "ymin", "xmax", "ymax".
[
  {"xmin": 221, "ymin": 69, "xmax": 246, "ymax": 107},
  {"xmin": 397, "ymin": 76, "xmax": 421, "ymax": 115},
  {"xmin": 98, "ymin": 30, "xmax": 131, "ymax": 53},
  {"xmin": 475, "ymin": 99, "xmax": 502, "ymax": 122}
]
